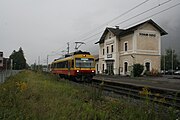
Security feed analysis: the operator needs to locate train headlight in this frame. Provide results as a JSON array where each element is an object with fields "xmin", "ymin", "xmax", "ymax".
[
  {"xmin": 77, "ymin": 70, "xmax": 79, "ymax": 72},
  {"xmin": 92, "ymin": 70, "xmax": 94, "ymax": 73}
]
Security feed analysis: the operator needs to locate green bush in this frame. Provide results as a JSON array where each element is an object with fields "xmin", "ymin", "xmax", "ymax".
[{"xmin": 133, "ymin": 64, "xmax": 144, "ymax": 77}]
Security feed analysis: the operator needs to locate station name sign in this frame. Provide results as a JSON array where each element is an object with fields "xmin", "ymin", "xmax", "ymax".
[
  {"xmin": 107, "ymin": 54, "xmax": 112, "ymax": 58},
  {"xmin": 139, "ymin": 33, "xmax": 156, "ymax": 37}
]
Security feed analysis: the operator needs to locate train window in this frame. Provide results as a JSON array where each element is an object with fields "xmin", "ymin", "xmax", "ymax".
[
  {"xmin": 63, "ymin": 61, "xmax": 66, "ymax": 68},
  {"xmin": 54, "ymin": 60, "xmax": 71, "ymax": 68},
  {"xmin": 57, "ymin": 63, "xmax": 60, "ymax": 68}
]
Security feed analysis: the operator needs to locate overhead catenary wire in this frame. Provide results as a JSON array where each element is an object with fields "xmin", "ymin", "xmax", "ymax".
[
  {"xmin": 82, "ymin": 2, "xmax": 180, "ymax": 53},
  {"xmin": 123, "ymin": 2, "xmax": 180, "ymax": 28},
  {"xmin": 74, "ymin": 0, "xmax": 172, "ymax": 44},
  {"xmin": 51, "ymin": 0, "xmax": 151, "ymax": 53},
  {"xmin": 77, "ymin": 0, "xmax": 175, "ymax": 44},
  {"xmin": 115, "ymin": 0, "xmax": 173, "ymax": 26},
  {"xmin": 51, "ymin": 0, "xmax": 179, "ymax": 57},
  {"xmin": 72, "ymin": 0, "xmax": 151, "ymax": 42}
]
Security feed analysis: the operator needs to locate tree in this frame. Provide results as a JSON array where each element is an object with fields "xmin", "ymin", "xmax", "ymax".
[
  {"xmin": 133, "ymin": 64, "xmax": 144, "ymax": 77},
  {"xmin": 161, "ymin": 48, "xmax": 180, "ymax": 70},
  {"xmin": 9, "ymin": 47, "xmax": 27, "ymax": 70}
]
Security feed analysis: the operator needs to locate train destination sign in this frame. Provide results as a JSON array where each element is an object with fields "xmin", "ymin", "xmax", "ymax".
[{"xmin": 81, "ymin": 58, "xmax": 89, "ymax": 61}]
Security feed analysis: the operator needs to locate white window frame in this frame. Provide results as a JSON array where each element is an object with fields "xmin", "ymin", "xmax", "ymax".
[
  {"xmin": 123, "ymin": 61, "xmax": 129, "ymax": 74},
  {"xmin": 111, "ymin": 44, "xmax": 114, "ymax": 53},
  {"xmin": 144, "ymin": 59, "xmax": 152, "ymax": 71}
]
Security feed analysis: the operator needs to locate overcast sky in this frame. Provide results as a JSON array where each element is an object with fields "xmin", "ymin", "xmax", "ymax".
[{"xmin": 0, "ymin": 0, "xmax": 180, "ymax": 65}]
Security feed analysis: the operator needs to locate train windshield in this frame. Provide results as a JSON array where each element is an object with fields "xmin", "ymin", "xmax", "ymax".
[{"xmin": 75, "ymin": 58, "xmax": 94, "ymax": 68}]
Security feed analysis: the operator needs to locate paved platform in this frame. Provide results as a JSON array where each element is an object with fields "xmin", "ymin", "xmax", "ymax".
[{"xmin": 93, "ymin": 74, "xmax": 180, "ymax": 91}]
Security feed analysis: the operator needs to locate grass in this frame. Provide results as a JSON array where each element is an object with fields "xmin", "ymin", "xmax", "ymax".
[{"xmin": 0, "ymin": 70, "xmax": 178, "ymax": 120}]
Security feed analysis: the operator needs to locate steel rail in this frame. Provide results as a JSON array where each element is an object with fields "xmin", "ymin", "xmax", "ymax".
[{"xmin": 92, "ymin": 78, "xmax": 180, "ymax": 109}]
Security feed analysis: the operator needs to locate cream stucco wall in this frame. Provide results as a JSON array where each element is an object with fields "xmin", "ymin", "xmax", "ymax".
[
  {"xmin": 119, "ymin": 34, "xmax": 133, "ymax": 53},
  {"xmin": 134, "ymin": 54, "xmax": 161, "ymax": 71}
]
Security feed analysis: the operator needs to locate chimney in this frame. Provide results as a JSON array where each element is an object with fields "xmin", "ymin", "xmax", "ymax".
[{"xmin": 115, "ymin": 26, "xmax": 119, "ymax": 29}]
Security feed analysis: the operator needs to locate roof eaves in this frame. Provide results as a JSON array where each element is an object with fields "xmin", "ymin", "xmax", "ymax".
[
  {"xmin": 95, "ymin": 28, "xmax": 109, "ymax": 44},
  {"xmin": 147, "ymin": 20, "xmax": 168, "ymax": 36}
]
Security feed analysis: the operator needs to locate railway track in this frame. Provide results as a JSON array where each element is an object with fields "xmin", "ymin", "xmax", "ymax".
[{"xmin": 91, "ymin": 78, "xmax": 180, "ymax": 109}]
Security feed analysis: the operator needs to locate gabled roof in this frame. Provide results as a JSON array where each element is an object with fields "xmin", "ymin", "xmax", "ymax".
[
  {"xmin": 95, "ymin": 28, "xmax": 124, "ymax": 44},
  {"xmin": 95, "ymin": 19, "xmax": 168, "ymax": 44}
]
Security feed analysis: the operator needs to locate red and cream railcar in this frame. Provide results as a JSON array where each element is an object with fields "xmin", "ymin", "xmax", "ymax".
[{"xmin": 51, "ymin": 51, "xmax": 95, "ymax": 81}]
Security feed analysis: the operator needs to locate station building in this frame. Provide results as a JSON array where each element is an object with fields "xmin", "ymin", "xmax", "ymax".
[{"xmin": 95, "ymin": 19, "xmax": 167, "ymax": 75}]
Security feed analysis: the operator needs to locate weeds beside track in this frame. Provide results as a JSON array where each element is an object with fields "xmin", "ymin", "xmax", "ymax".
[{"xmin": 92, "ymin": 78, "xmax": 180, "ymax": 109}]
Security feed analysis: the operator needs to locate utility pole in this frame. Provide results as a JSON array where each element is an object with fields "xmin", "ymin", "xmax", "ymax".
[
  {"xmin": 172, "ymin": 48, "xmax": 174, "ymax": 75},
  {"xmin": 164, "ymin": 52, "xmax": 166, "ymax": 75},
  {"xmin": 67, "ymin": 42, "xmax": 70, "ymax": 54},
  {"xmin": 47, "ymin": 55, "xmax": 49, "ymax": 72},
  {"xmin": 10, "ymin": 59, "xmax": 13, "ymax": 75},
  {"xmin": 38, "ymin": 56, "xmax": 40, "ymax": 70}
]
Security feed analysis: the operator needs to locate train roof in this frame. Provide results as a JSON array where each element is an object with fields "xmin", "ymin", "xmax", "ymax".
[
  {"xmin": 73, "ymin": 51, "xmax": 90, "ymax": 55},
  {"xmin": 52, "ymin": 50, "xmax": 93, "ymax": 64}
]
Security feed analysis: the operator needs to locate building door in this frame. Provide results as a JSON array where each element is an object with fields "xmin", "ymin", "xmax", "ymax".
[
  {"xmin": 106, "ymin": 61, "xmax": 114, "ymax": 75},
  {"xmin": 124, "ymin": 62, "xmax": 128, "ymax": 74}
]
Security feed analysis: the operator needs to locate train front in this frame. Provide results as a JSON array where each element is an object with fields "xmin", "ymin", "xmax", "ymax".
[{"xmin": 74, "ymin": 53, "xmax": 95, "ymax": 81}]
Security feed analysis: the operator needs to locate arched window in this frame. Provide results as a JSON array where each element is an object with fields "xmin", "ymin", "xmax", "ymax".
[
  {"xmin": 107, "ymin": 46, "xmax": 109, "ymax": 54},
  {"xmin": 96, "ymin": 64, "xmax": 98, "ymax": 72},
  {"xmin": 124, "ymin": 42, "xmax": 128, "ymax": 51},
  {"xmin": 124, "ymin": 62, "xmax": 128, "ymax": 74},
  {"xmin": 111, "ymin": 45, "xmax": 113, "ymax": 53},
  {"xmin": 102, "ymin": 64, "xmax": 104, "ymax": 71},
  {"xmin": 145, "ymin": 62, "xmax": 150, "ymax": 71},
  {"xmin": 102, "ymin": 48, "xmax": 104, "ymax": 55}
]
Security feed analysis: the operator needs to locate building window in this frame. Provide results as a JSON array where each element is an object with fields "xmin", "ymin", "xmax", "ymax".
[
  {"xmin": 145, "ymin": 62, "xmax": 150, "ymax": 71},
  {"xmin": 102, "ymin": 64, "xmax": 104, "ymax": 73},
  {"xmin": 124, "ymin": 42, "xmax": 128, "ymax": 51},
  {"xmin": 111, "ymin": 45, "xmax": 113, "ymax": 53},
  {"xmin": 0, "ymin": 53, "xmax": 3, "ymax": 57},
  {"xmin": 124, "ymin": 62, "xmax": 128, "ymax": 74},
  {"xmin": 107, "ymin": 46, "xmax": 109, "ymax": 54},
  {"xmin": 0, "ymin": 60, "xmax": 2, "ymax": 64},
  {"xmin": 102, "ymin": 48, "xmax": 104, "ymax": 55}
]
